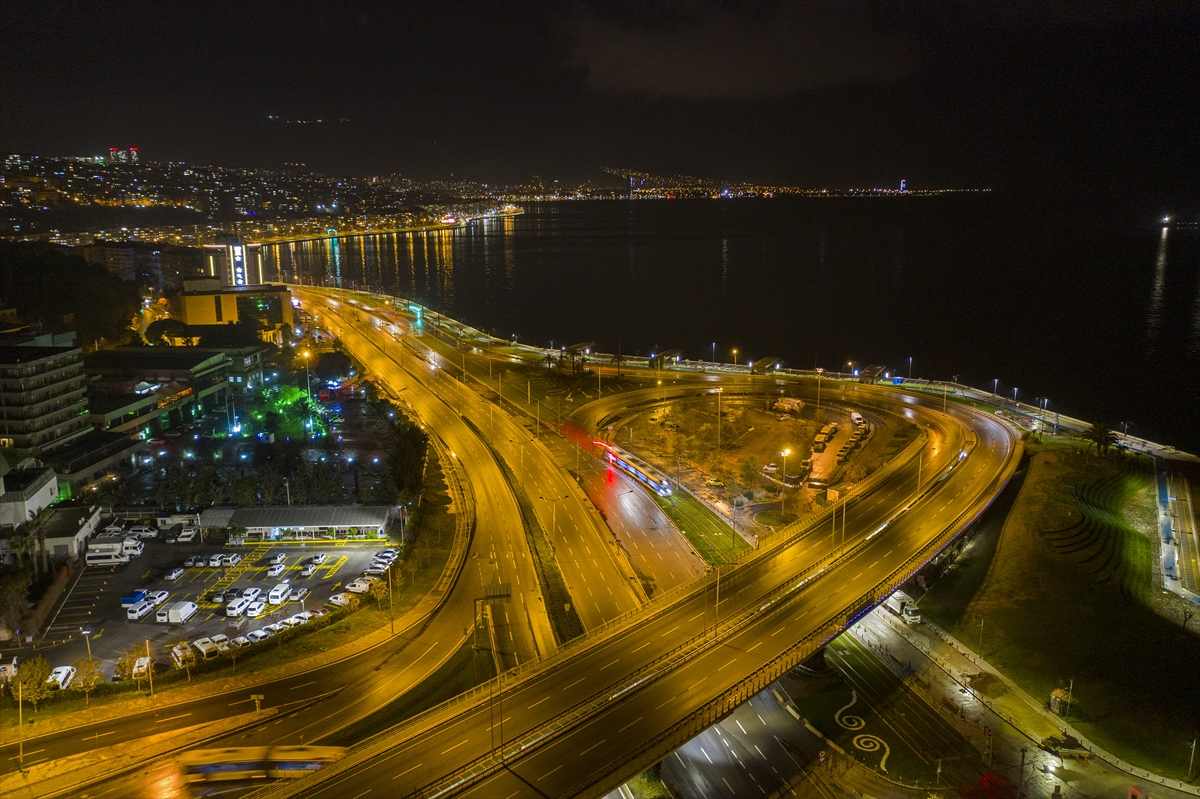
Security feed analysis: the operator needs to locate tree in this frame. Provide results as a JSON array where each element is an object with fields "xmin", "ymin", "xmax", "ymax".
[
  {"xmin": 26, "ymin": 506, "xmax": 54, "ymax": 576},
  {"xmin": 1082, "ymin": 422, "xmax": 1118, "ymax": 456},
  {"xmin": 145, "ymin": 318, "xmax": 196, "ymax": 346},
  {"xmin": 740, "ymin": 455, "xmax": 761, "ymax": 488},
  {"xmin": 0, "ymin": 569, "xmax": 31, "ymax": 634},
  {"xmin": 843, "ymin": 462, "xmax": 868, "ymax": 484},
  {"xmin": 369, "ymin": 577, "xmax": 389, "ymax": 610},
  {"xmin": 340, "ymin": 593, "xmax": 361, "ymax": 613},
  {"xmin": 114, "ymin": 645, "xmax": 143, "ymax": 682},
  {"xmin": 13, "ymin": 654, "xmax": 52, "ymax": 712},
  {"xmin": 231, "ymin": 476, "xmax": 257, "ymax": 507},
  {"xmin": 611, "ymin": 352, "xmax": 627, "ymax": 378},
  {"xmin": 70, "ymin": 657, "xmax": 105, "ymax": 704}
]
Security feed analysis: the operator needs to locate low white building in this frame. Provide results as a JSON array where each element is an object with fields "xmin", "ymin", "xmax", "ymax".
[
  {"xmin": 0, "ymin": 454, "xmax": 58, "ymax": 529},
  {"xmin": 198, "ymin": 505, "xmax": 392, "ymax": 541}
]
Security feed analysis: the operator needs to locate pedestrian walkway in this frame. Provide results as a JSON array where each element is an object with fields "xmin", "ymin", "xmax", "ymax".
[
  {"xmin": 1168, "ymin": 474, "xmax": 1200, "ymax": 596},
  {"xmin": 861, "ymin": 609, "xmax": 1200, "ymax": 797}
]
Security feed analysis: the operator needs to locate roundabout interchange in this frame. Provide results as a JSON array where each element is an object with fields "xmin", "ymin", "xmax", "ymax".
[
  {"xmin": 249, "ymin": 287, "xmax": 1020, "ymax": 798},
  {"xmin": 8, "ymin": 286, "xmax": 1020, "ymax": 798}
]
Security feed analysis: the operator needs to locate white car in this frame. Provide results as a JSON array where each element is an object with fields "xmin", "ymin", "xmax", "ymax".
[
  {"xmin": 146, "ymin": 590, "xmax": 170, "ymax": 607},
  {"xmin": 165, "ymin": 568, "xmax": 184, "ymax": 581},
  {"xmin": 267, "ymin": 563, "xmax": 286, "ymax": 578},
  {"xmin": 47, "ymin": 665, "xmax": 76, "ymax": 690},
  {"xmin": 210, "ymin": 634, "xmax": 232, "ymax": 653},
  {"xmin": 345, "ymin": 579, "xmax": 372, "ymax": 594},
  {"xmin": 129, "ymin": 526, "xmax": 158, "ymax": 539},
  {"xmin": 209, "ymin": 554, "xmax": 225, "ymax": 567},
  {"xmin": 300, "ymin": 563, "xmax": 317, "ymax": 577},
  {"xmin": 246, "ymin": 601, "xmax": 268, "ymax": 618},
  {"xmin": 327, "ymin": 593, "xmax": 351, "ymax": 607},
  {"xmin": 363, "ymin": 565, "xmax": 389, "ymax": 577},
  {"xmin": 289, "ymin": 586, "xmax": 309, "ymax": 602},
  {"xmin": 246, "ymin": 629, "xmax": 271, "ymax": 644},
  {"xmin": 285, "ymin": 614, "xmax": 308, "ymax": 627},
  {"xmin": 232, "ymin": 636, "xmax": 251, "ymax": 649},
  {"xmin": 241, "ymin": 587, "xmax": 261, "ymax": 602},
  {"xmin": 265, "ymin": 622, "xmax": 287, "ymax": 634},
  {"xmin": 310, "ymin": 553, "xmax": 328, "ymax": 565},
  {"xmin": 268, "ymin": 553, "xmax": 286, "ymax": 565}
]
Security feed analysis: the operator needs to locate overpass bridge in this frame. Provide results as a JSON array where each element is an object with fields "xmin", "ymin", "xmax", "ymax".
[{"xmin": 248, "ymin": 288, "xmax": 1021, "ymax": 799}]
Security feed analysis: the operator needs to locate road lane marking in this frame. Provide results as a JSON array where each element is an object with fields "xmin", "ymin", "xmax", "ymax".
[
  {"xmin": 349, "ymin": 790, "xmax": 372, "ymax": 799},
  {"xmin": 579, "ymin": 738, "xmax": 607, "ymax": 756},
  {"xmin": 661, "ymin": 625, "xmax": 679, "ymax": 637},
  {"xmin": 688, "ymin": 677, "xmax": 706, "ymax": 691},
  {"xmin": 600, "ymin": 658, "xmax": 619, "ymax": 670},
  {"xmin": 154, "ymin": 713, "xmax": 191, "ymax": 724},
  {"xmin": 563, "ymin": 677, "xmax": 586, "ymax": 691},
  {"xmin": 392, "ymin": 762, "xmax": 424, "ymax": 780},
  {"xmin": 9, "ymin": 749, "xmax": 44, "ymax": 759},
  {"xmin": 439, "ymin": 739, "xmax": 469, "ymax": 755},
  {"xmin": 540, "ymin": 764, "xmax": 564, "ymax": 781},
  {"xmin": 654, "ymin": 693, "xmax": 679, "ymax": 710},
  {"xmin": 701, "ymin": 746, "xmax": 713, "ymax": 764},
  {"xmin": 617, "ymin": 716, "xmax": 642, "ymax": 733},
  {"xmin": 528, "ymin": 695, "xmax": 550, "ymax": 709},
  {"xmin": 717, "ymin": 658, "xmax": 735, "ymax": 671},
  {"xmin": 688, "ymin": 611, "xmax": 703, "ymax": 622},
  {"xmin": 632, "ymin": 640, "xmax": 652, "ymax": 653}
]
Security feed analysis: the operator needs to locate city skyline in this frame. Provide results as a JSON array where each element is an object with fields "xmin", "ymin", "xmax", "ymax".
[{"xmin": 2, "ymin": 2, "xmax": 1198, "ymax": 207}]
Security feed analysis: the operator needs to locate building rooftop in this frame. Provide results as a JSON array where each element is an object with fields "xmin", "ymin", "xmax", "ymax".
[
  {"xmin": 199, "ymin": 505, "xmax": 392, "ymax": 530},
  {"xmin": 0, "ymin": 345, "xmax": 80, "ymax": 364},
  {"xmin": 85, "ymin": 347, "xmax": 227, "ymax": 372}
]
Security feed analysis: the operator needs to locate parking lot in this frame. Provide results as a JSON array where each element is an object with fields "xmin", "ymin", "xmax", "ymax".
[{"xmin": 25, "ymin": 528, "xmax": 388, "ymax": 680}]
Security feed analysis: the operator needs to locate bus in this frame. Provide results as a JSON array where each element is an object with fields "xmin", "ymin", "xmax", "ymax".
[
  {"xmin": 176, "ymin": 746, "xmax": 346, "ymax": 782},
  {"xmin": 595, "ymin": 441, "xmax": 672, "ymax": 496}
]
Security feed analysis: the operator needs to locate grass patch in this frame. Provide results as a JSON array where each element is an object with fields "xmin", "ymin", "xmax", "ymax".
[
  {"xmin": 463, "ymin": 418, "xmax": 585, "ymax": 645},
  {"xmin": 787, "ymin": 632, "xmax": 985, "ymax": 787},
  {"xmin": 753, "ymin": 509, "xmax": 799, "ymax": 527},
  {"xmin": 934, "ymin": 436, "xmax": 1200, "ymax": 782},
  {"xmin": 322, "ymin": 638, "xmax": 496, "ymax": 747},
  {"xmin": 652, "ymin": 490, "xmax": 749, "ymax": 566},
  {"xmin": 626, "ymin": 765, "xmax": 673, "ymax": 799}
]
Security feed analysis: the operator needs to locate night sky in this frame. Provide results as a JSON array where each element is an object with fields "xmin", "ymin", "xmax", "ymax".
[{"xmin": 2, "ymin": 1, "xmax": 1198, "ymax": 200}]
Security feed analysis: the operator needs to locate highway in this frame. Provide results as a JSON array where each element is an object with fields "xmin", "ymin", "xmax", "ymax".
[
  {"xmin": 310, "ymin": 291, "xmax": 647, "ymax": 630},
  {"xmin": 248, "ymin": 374, "xmax": 1018, "ymax": 798}
]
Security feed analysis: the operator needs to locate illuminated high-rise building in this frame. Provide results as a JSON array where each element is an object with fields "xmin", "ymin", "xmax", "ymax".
[
  {"xmin": 107, "ymin": 147, "xmax": 138, "ymax": 164},
  {"xmin": 202, "ymin": 236, "xmax": 264, "ymax": 287}
]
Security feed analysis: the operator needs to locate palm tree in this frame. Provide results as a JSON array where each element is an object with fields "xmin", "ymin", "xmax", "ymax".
[
  {"xmin": 27, "ymin": 506, "xmax": 54, "ymax": 575},
  {"xmin": 611, "ymin": 353, "xmax": 628, "ymax": 378},
  {"xmin": 1082, "ymin": 422, "xmax": 1118, "ymax": 456}
]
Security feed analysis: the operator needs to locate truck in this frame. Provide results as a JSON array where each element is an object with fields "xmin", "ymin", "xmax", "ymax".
[
  {"xmin": 772, "ymin": 397, "xmax": 805, "ymax": 414},
  {"xmin": 120, "ymin": 589, "xmax": 149, "ymax": 609},
  {"xmin": 89, "ymin": 538, "xmax": 143, "ymax": 558},
  {"xmin": 884, "ymin": 590, "xmax": 922, "ymax": 624},
  {"xmin": 158, "ymin": 601, "xmax": 199, "ymax": 624}
]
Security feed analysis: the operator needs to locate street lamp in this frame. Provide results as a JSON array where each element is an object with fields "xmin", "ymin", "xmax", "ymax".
[
  {"xmin": 1012, "ymin": 387, "xmax": 1018, "ymax": 405},
  {"xmin": 81, "ymin": 628, "xmax": 93, "ymax": 660},
  {"xmin": 908, "ymin": 356, "xmax": 913, "ymax": 379},
  {"xmin": 731, "ymin": 348, "xmax": 738, "ymax": 367},
  {"xmin": 302, "ymin": 350, "xmax": 312, "ymax": 397},
  {"xmin": 715, "ymin": 388, "xmax": 723, "ymax": 456},
  {"xmin": 993, "ymin": 378, "xmax": 999, "ymax": 396},
  {"xmin": 780, "ymin": 449, "xmax": 790, "ymax": 515},
  {"xmin": 815, "ymin": 368, "xmax": 824, "ymax": 409}
]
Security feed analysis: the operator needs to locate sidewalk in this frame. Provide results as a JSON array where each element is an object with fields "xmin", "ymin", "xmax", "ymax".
[{"xmin": 857, "ymin": 609, "xmax": 1199, "ymax": 798}]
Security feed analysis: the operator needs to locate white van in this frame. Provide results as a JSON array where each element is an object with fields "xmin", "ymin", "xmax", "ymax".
[
  {"xmin": 177, "ymin": 528, "xmax": 198, "ymax": 543},
  {"xmin": 850, "ymin": 412, "xmax": 865, "ymax": 426},
  {"xmin": 267, "ymin": 583, "xmax": 291, "ymax": 605},
  {"xmin": 126, "ymin": 600, "xmax": 155, "ymax": 621},
  {"xmin": 86, "ymin": 551, "xmax": 130, "ymax": 567},
  {"xmin": 157, "ymin": 601, "xmax": 199, "ymax": 624},
  {"xmin": 225, "ymin": 597, "xmax": 250, "ymax": 618}
]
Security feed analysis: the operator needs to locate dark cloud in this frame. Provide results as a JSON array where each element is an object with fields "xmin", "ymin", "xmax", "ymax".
[{"xmin": 567, "ymin": 2, "xmax": 918, "ymax": 101}]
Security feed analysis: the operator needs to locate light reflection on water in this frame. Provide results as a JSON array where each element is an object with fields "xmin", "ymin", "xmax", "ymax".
[{"xmin": 262, "ymin": 200, "xmax": 1200, "ymax": 453}]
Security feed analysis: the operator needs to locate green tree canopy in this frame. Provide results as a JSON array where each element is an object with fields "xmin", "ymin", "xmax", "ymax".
[
  {"xmin": 12, "ymin": 654, "xmax": 53, "ymax": 711},
  {"xmin": 70, "ymin": 656, "xmax": 105, "ymax": 704}
]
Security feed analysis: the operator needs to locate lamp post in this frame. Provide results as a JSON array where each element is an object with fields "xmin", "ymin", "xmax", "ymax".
[
  {"xmin": 284, "ymin": 478, "xmax": 291, "ymax": 506},
  {"xmin": 1012, "ymin": 387, "xmax": 1018, "ymax": 406},
  {"xmin": 302, "ymin": 350, "xmax": 312, "ymax": 398},
  {"xmin": 993, "ymin": 378, "xmax": 999, "ymax": 397},
  {"xmin": 815, "ymin": 368, "xmax": 824, "ymax": 410},
  {"xmin": 781, "ymin": 449, "xmax": 790, "ymax": 515},
  {"xmin": 715, "ymin": 388, "xmax": 723, "ymax": 456},
  {"xmin": 732, "ymin": 348, "xmax": 738, "ymax": 368},
  {"xmin": 908, "ymin": 356, "xmax": 913, "ymax": 378},
  {"xmin": 82, "ymin": 628, "xmax": 93, "ymax": 660}
]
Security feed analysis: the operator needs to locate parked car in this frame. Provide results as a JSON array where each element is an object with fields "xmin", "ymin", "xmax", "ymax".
[
  {"xmin": 346, "ymin": 579, "xmax": 372, "ymax": 594},
  {"xmin": 300, "ymin": 563, "xmax": 317, "ymax": 578},
  {"xmin": 289, "ymin": 586, "xmax": 309, "ymax": 602},
  {"xmin": 211, "ymin": 634, "xmax": 232, "ymax": 653},
  {"xmin": 246, "ymin": 601, "xmax": 268, "ymax": 618},
  {"xmin": 129, "ymin": 526, "xmax": 158, "ymax": 539},
  {"xmin": 310, "ymin": 553, "xmax": 328, "ymax": 565},
  {"xmin": 146, "ymin": 590, "xmax": 170, "ymax": 607},
  {"xmin": 231, "ymin": 636, "xmax": 251, "ymax": 649},
  {"xmin": 762, "ymin": 463, "xmax": 779, "ymax": 474},
  {"xmin": 211, "ymin": 589, "xmax": 231, "ymax": 604},
  {"xmin": 327, "ymin": 593, "xmax": 351, "ymax": 607},
  {"xmin": 208, "ymin": 554, "xmax": 225, "ymax": 567},
  {"xmin": 285, "ymin": 614, "xmax": 308, "ymax": 627},
  {"xmin": 246, "ymin": 629, "xmax": 271, "ymax": 644},
  {"xmin": 705, "ymin": 478, "xmax": 726, "ymax": 487},
  {"xmin": 241, "ymin": 587, "xmax": 261, "ymax": 602},
  {"xmin": 268, "ymin": 553, "xmax": 286, "ymax": 565},
  {"xmin": 225, "ymin": 553, "xmax": 243, "ymax": 566},
  {"xmin": 265, "ymin": 622, "xmax": 287, "ymax": 634},
  {"xmin": 47, "ymin": 665, "xmax": 76, "ymax": 690},
  {"xmin": 165, "ymin": 568, "xmax": 184, "ymax": 581},
  {"xmin": 267, "ymin": 563, "xmax": 286, "ymax": 578},
  {"xmin": 184, "ymin": 556, "xmax": 200, "ymax": 567}
]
